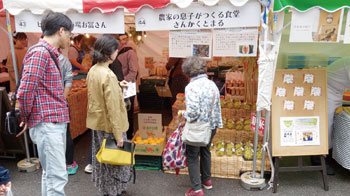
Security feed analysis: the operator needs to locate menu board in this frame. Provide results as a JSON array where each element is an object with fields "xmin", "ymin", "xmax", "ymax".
[
  {"xmin": 271, "ymin": 69, "xmax": 328, "ymax": 156},
  {"xmin": 213, "ymin": 28, "xmax": 258, "ymax": 57},
  {"xmin": 169, "ymin": 30, "xmax": 212, "ymax": 58}
]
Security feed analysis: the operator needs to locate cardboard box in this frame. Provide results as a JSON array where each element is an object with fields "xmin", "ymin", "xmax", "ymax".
[
  {"xmin": 133, "ymin": 113, "xmax": 166, "ymax": 156},
  {"xmin": 132, "ymin": 130, "xmax": 166, "ymax": 156},
  {"xmin": 138, "ymin": 113, "xmax": 162, "ymax": 138}
]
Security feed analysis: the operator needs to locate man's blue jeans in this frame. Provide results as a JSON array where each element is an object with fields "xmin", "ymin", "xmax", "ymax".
[{"xmin": 29, "ymin": 122, "xmax": 68, "ymax": 196}]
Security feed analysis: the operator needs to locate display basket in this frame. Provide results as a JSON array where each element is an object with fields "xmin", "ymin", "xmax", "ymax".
[{"xmin": 333, "ymin": 110, "xmax": 350, "ymax": 169}]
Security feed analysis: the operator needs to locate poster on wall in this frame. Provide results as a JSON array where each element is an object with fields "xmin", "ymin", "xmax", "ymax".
[
  {"xmin": 15, "ymin": 10, "xmax": 124, "ymax": 34},
  {"xmin": 135, "ymin": 1, "xmax": 260, "ymax": 31},
  {"xmin": 169, "ymin": 30, "xmax": 212, "ymax": 58},
  {"xmin": 212, "ymin": 28, "xmax": 258, "ymax": 57},
  {"xmin": 290, "ymin": 9, "xmax": 343, "ymax": 43},
  {"xmin": 344, "ymin": 10, "xmax": 350, "ymax": 44},
  {"xmin": 280, "ymin": 116, "xmax": 320, "ymax": 146}
]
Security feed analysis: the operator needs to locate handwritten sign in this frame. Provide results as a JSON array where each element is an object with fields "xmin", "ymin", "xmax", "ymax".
[{"xmin": 138, "ymin": 113, "xmax": 162, "ymax": 138}]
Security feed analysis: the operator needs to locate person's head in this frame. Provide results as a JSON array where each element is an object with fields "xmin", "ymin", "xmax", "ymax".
[
  {"xmin": 73, "ymin": 34, "xmax": 84, "ymax": 47},
  {"xmin": 41, "ymin": 12, "xmax": 73, "ymax": 49},
  {"xmin": 81, "ymin": 35, "xmax": 97, "ymax": 53},
  {"xmin": 182, "ymin": 56, "xmax": 207, "ymax": 78},
  {"xmin": 13, "ymin": 32, "xmax": 27, "ymax": 47},
  {"xmin": 119, "ymin": 33, "xmax": 129, "ymax": 45},
  {"xmin": 92, "ymin": 34, "xmax": 120, "ymax": 64}
]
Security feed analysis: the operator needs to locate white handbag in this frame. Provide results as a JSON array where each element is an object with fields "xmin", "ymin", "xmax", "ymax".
[
  {"xmin": 182, "ymin": 121, "xmax": 212, "ymax": 147},
  {"xmin": 182, "ymin": 91, "xmax": 216, "ymax": 147}
]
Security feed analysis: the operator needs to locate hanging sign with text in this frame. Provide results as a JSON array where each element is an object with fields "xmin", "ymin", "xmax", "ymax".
[
  {"xmin": 135, "ymin": 1, "xmax": 260, "ymax": 31},
  {"xmin": 15, "ymin": 10, "xmax": 124, "ymax": 34}
]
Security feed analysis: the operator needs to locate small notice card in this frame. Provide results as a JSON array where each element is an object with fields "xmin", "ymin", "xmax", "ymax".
[
  {"xmin": 294, "ymin": 87, "xmax": 304, "ymax": 96},
  {"xmin": 276, "ymin": 87, "xmax": 287, "ymax": 97},
  {"xmin": 283, "ymin": 74, "xmax": 294, "ymax": 84},
  {"xmin": 284, "ymin": 100, "xmax": 295, "ymax": 111}
]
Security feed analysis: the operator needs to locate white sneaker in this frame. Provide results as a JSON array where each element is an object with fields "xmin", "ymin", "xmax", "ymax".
[{"xmin": 84, "ymin": 164, "xmax": 92, "ymax": 174}]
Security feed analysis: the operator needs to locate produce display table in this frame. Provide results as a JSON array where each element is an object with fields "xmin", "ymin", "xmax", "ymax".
[
  {"xmin": 67, "ymin": 88, "xmax": 88, "ymax": 139},
  {"xmin": 165, "ymin": 120, "xmax": 271, "ymax": 179}
]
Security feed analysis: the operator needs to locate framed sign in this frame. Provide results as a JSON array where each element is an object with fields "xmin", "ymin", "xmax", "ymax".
[{"xmin": 271, "ymin": 69, "xmax": 328, "ymax": 156}]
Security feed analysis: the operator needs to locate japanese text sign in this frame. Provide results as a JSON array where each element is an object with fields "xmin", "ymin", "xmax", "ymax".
[
  {"xmin": 138, "ymin": 113, "xmax": 163, "ymax": 138},
  {"xmin": 15, "ymin": 10, "xmax": 124, "ymax": 34},
  {"xmin": 251, "ymin": 114, "xmax": 265, "ymax": 136},
  {"xmin": 135, "ymin": 1, "xmax": 260, "ymax": 31}
]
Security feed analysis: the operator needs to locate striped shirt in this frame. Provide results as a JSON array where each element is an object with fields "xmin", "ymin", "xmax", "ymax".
[{"xmin": 17, "ymin": 39, "xmax": 70, "ymax": 128}]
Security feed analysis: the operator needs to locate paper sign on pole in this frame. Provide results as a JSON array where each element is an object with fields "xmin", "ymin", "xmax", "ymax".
[
  {"xmin": 135, "ymin": 1, "xmax": 260, "ymax": 31},
  {"xmin": 251, "ymin": 114, "xmax": 265, "ymax": 136},
  {"xmin": 169, "ymin": 30, "xmax": 212, "ymax": 58},
  {"xmin": 138, "ymin": 113, "xmax": 163, "ymax": 138},
  {"xmin": 290, "ymin": 9, "xmax": 343, "ymax": 43},
  {"xmin": 15, "ymin": 10, "xmax": 124, "ymax": 34}
]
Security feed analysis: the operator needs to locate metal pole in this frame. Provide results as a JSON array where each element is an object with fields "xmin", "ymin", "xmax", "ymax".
[
  {"xmin": 5, "ymin": 10, "xmax": 19, "ymax": 84},
  {"xmin": 23, "ymin": 131, "xmax": 31, "ymax": 162},
  {"xmin": 252, "ymin": 111, "xmax": 261, "ymax": 178},
  {"xmin": 260, "ymin": 110, "xmax": 270, "ymax": 178}
]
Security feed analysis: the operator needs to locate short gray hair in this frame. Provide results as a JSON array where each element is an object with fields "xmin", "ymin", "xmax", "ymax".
[{"xmin": 182, "ymin": 56, "xmax": 207, "ymax": 78}]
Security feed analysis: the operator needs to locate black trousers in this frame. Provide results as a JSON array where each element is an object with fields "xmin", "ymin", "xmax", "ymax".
[
  {"xmin": 126, "ymin": 96, "xmax": 135, "ymax": 140},
  {"xmin": 186, "ymin": 129, "xmax": 216, "ymax": 191},
  {"xmin": 65, "ymin": 123, "xmax": 74, "ymax": 165}
]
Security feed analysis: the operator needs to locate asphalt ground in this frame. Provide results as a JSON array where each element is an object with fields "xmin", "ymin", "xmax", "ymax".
[{"xmin": 1, "ymin": 129, "xmax": 350, "ymax": 196}]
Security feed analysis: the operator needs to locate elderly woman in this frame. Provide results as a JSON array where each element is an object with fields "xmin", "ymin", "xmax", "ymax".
[
  {"xmin": 182, "ymin": 56, "xmax": 223, "ymax": 196},
  {"xmin": 86, "ymin": 34, "xmax": 130, "ymax": 196}
]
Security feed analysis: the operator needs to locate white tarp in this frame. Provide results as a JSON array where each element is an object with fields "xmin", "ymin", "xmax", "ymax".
[
  {"xmin": 14, "ymin": 10, "xmax": 124, "ymax": 34},
  {"xmin": 135, "ymin": 1, "xmax": 260, "ymax": 31},
  {"xmin": 256, "ymin": 12, "xmax": 284, "ymax": 111}
]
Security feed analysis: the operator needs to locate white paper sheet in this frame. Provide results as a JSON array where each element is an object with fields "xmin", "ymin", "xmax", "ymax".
[
  {"xmin": 123, "ymin": 82, "xmax": 136, "ymax": 99},
  {"xmin": 169, "ymin": 30, "xmax": 212, "ymax": 58},
  {"xmin": 280, "ymin": 116, "xmax": 320, "ymax": 146},
  {"xmin": 213, "ymin": 28, "xmax": 258, "ymax": 57}
]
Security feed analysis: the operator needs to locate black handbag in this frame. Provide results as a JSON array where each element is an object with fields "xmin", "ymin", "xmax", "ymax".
[{"xmin": 5, "ymin": 46, "xmax": 60, "ymax": 135}]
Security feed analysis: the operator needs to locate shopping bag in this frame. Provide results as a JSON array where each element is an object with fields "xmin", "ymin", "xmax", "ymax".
[
  {"xmin": 96, "ymin": 138, "xmax": 136, "ymax": 183},
  {"xmin": 162, "ymin": 123, "xmax": 187, "ymax": 175},
  {"xmin": 96, "ymin": 138, "xmax": 135, "ymax": 166},
  {"xmin": 5, "ymin": 109, "xmax": 21, "ymax": 135}
]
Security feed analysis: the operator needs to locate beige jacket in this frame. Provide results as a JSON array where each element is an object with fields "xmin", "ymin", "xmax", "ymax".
[{"xmin": 86, "ymin": 63, "xmax": 129, "ymax": 140}]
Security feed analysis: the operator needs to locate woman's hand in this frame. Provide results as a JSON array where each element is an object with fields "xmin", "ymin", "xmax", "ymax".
[
  {"xmin": 120, "ymin": 80, "xmax": 128, "ymax": 88},
  {"xmin": 117, "ymin": 137, "xmax": 124, "ymax": 147}
]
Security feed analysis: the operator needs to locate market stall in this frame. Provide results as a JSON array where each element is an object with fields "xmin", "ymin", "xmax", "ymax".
[
  {"xmin": 1, "ymin": 0, "xmax": 275, "ymax": 181},
  {"xmin": 130, "ymin": 0, "xmax": 274, "ymax": 180},
  {"xmin": 271, "ymin": 0, "xmax": 350, "ymax": 192}
]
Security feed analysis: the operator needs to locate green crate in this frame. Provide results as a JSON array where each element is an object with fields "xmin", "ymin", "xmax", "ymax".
[{"xmin": 135, "ymin": 155, "xmax": 163, "ymax": 170}]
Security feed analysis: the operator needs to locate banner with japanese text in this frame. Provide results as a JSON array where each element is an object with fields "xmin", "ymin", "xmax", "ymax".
[
  {"xmin": 14, "ymin": 10, "xmax": 124, "ymax": 34},
  {"xmin": 135, "ymin": 1, "xmax": 260, "ymax": 31}
]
